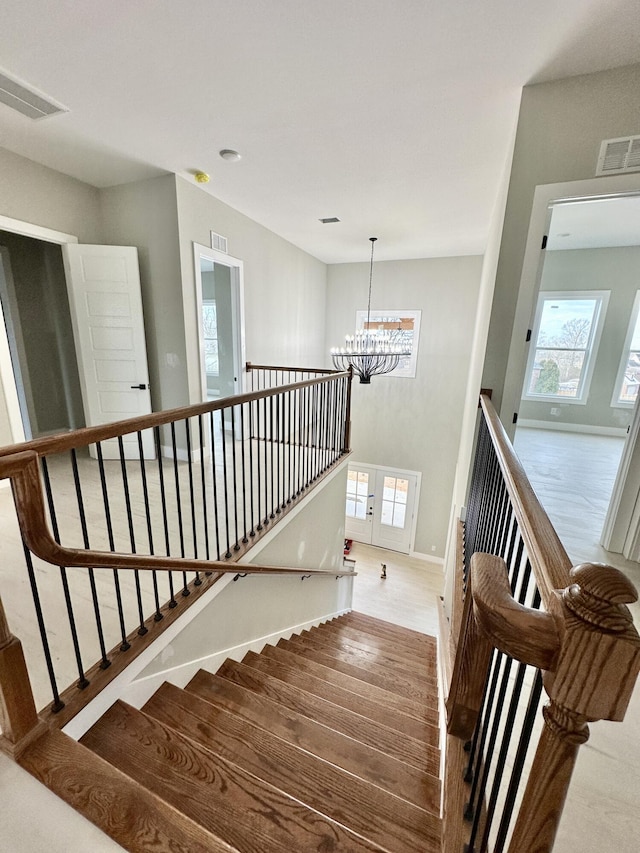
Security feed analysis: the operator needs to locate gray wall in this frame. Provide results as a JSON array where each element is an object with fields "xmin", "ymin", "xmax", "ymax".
[
  {"xmin": 99, "ymin": 175, "xmax": 184, "ymax": 413},
  {"xmin": 326, "ymin": 255, "xmax": 483, "ymax": 557},
  {"xmin": 0, "ymin": 148, "xmax": 102, "ymax": 445},
  {"xmin": 174, "ymin": 176, "xmax": 328, "ymax": 403},
  {"xmin": 519, "ymin": 247, "xmax": 640, "ymax": 431},
  {"xmin": 483, "ymin": 63, "xmax": 640, "ymax": 419}
]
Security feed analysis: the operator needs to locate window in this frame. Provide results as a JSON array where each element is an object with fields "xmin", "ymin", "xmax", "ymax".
[
  {"xmin": 346, "ymin": 470, "xmax": 370, "ymax": 519},
  {"xmin": 380, "ymin": 476, "xmax": 408, "ymax": 528},
  {"xmin": 355, "ymin": 309, "xmax": 421, "ymax": 377},
  {"xmin": 523, "ymin": 291, "xmax": 609, "ymax": 404},
  {"xmin": 202, "ymin": 300, "xmax": 219, "ymax": 377},
  {"xmin": 613, "ymin": 290, "xmax": 640, "ymax": 407}
]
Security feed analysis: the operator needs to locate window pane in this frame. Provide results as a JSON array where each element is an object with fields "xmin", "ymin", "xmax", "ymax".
[
  {"xmin": 538, "ymin": 298, "xmax": 596, "ymax": 346},
  {"xmin": 527, "ymin": 349, "xmax": 585, "ymax": 398},
  {"xmin": 381, "ymin": 499, "xmax": 394, "ymax": 526},
  {"xmin": 620, "ymin": 351, "xmax": 640, "ymax": 403}
]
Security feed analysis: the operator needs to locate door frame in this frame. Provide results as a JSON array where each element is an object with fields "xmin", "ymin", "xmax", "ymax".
[
  {"xmin": 0, "ymin": 215, "xmax": 78, "ymax": 445},
  {"xmin": 346, "ymin": 461, "xmax": 422, "ymax": 554},
  {"xmin": 192, "ymin": 243, "xmax": 246, "ymax": 401}
]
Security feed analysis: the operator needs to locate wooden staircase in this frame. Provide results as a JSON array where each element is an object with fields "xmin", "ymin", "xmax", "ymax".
[{"xmin": 18, "ymin": 611, "xmax": 442, "ymax": 852}]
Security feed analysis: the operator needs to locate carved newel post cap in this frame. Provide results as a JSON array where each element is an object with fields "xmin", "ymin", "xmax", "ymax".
[{"xmin": 563, "ymin": 563, "xmax": 638, "ymax": 633}]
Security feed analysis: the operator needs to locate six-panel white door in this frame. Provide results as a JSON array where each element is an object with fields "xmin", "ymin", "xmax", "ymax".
[
  {"xmin": 345, "ymin": 463, "xmax": 418, "ymax": 554},
  {"xmin": 63, "ymin": 244, "xmax": 153, "ymax": 459}
]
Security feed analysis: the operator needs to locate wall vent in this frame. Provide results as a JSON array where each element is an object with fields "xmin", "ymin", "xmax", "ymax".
[
  {"xmin": 210, "ymin": 231, "xmax": 228, "ymax": 253},
  {"xmin": 596, "ymin": 135, "xmax": 640, "ymax": 176},
  {"xmin": 0, "ymin": 70, "xmax": 67, "ymax": 120},
  {"xmin": 319, "ymin": 217, "xmax": 340, "ymax": 224}
]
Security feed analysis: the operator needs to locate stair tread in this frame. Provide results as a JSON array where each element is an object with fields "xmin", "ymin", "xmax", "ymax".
[
  {"xmin": 314, "ymin": 621, "xmax": 434, "ymax": 664},
  {"xmin": 81, "ymin": 700, "xmax": 389, "ymax": 853},
  {"xmin": 217, "ymin": 658, "xmax": 436, "ymax": 770},
  {"xmin": 280, "ymin": 635, "xmax": 437, "ymax": 705},
  {"xmin": 18, "ymin": 728, "xmax": 237, "ymax": 853},
  {"xmin": 186, "ymin": 668, "xmax": 440, "ymax": 805},
  {"xmin": 261, "ymin": 642, "xmax": 436, "ymax": 722},
  {"xmin": 303, "ymin": 627, "xmax": 438, "ymax": 677},
  {"xmin": 143, "ymin": 681, "xmax": 442, "ymax": 849},
  {"xmin": 242, "ymin": 647, "xmax": 439, "ymax": 744},
  {"xmin": 343, "ymin": 611, "xmax": 437, "ymax": 650}
]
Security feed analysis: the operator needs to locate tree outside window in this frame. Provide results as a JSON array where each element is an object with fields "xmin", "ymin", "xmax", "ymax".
[
  {"xmin": 202, "ymin": 300, "xmax": 219, "ymax": 377},
  {"xmin": 613, "ymin": 290, "xmax": 640, "ymax": 407},
  {"xmin": 524, "ymin": 291, "xmax": 609, "ymax": 403}
]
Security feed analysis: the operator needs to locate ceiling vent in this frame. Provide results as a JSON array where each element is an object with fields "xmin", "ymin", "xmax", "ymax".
[
  {"xmin": 0, "ymin": 70, "xmax": 67, "ymax": 120},
  {"xmin": 596, "ymin": 135, "xmax": 640, "ymax": 176},
  {"xmin": 210, "ymin": 231, "xmax": 228, "ymax": 253},
  {"xmin": 319, "ymin": 217, "xmax": 340, "ymax": 224}
]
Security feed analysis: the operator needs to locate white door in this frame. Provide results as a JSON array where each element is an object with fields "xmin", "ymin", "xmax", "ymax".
[
  {"xmin": 345, "ymin": 464, "xmax": 419, "ymax": 554},
  {"xmin": 63, "ymin": 244, "xmax": 153, "ymax": 459}
]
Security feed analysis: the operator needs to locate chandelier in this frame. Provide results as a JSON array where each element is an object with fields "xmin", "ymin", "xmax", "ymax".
[{"xmin": 331, "ymin": 237, "xmax": 411, "ymax": 384}]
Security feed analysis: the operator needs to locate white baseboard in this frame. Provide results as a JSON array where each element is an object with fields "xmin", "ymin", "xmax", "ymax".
[
  {"xmin": 410, "ymin": 550, "xmax": 444, "ymax": 566},
  {"xmin": 517, "ymin": 419, "xmax": 627, "ymax": 437},
  {"xmin": 121, "ymin": 608, "xmax": 352, "ymax": 708}
]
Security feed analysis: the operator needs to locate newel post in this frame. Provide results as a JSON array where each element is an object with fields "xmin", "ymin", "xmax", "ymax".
[
  {"xmin": 0, "ymin": 595, "xmax": 45, "ymax": 758},
  {"xmin": 508, "ymin": 563, "xmax": 640, "ymax": 853}
]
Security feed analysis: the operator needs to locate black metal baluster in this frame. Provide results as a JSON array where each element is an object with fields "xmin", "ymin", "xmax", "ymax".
[
  {"xmin": 185, "ymin": 417, "xmax": 201, "ymax": 586},
  {"xmin": 240, "ymin": 403, "xmax": 249, "ymax": 543},
  {"xmin": 275, "ymin": 394, "xmax": 282, "ymax": 514},
  {"xmin": 269, "ymin": 395, "xmax": 276, "ymax": 519},
  {"xmin": 169, "ymin": 423, "xmax": 189, "ymax": 596},
  {"xmin": 40, "ymin": 457, "xmax": 90, "ymax": 684},
  {"xmin": 248, "ymin": 400, "xmax": 256, "ymax": 537},
  {"xmin": 230, "ymin": 405, "xmax": 241, "ymax": 550},
  {"xmin": 262, "ymin": 395, "xmax": 269, "ymax": 525},
  {"xmin": 464, "ymin": 646, "xmax": 501, "ymax": 801},
  {"xmin": 220, "ymin": 407, "xmax": 233, "ymax": 557},
  {"xmin": 137, "ymin": 431, "xmax": 163, "ymax": 619},
  {"xmin": 209, "ymin": 410, "xmax": 222, "ymax": 560},
  {"xmin": 287, "ymin": 389, "xmax": 293, "ymax": 504},
  {"xmin": 493, "ymin": 669, "xmax": 545, "ymax": 852},
  {"xmin": 71, "ymin": 448, "xmax": 111, "ymax": 666},
  {"xmin": 154, "ymin": 427, "xmax": 177, "ymax": 608},
  {"xmin": 95, "ymin": 444, "xmax": 130, "ymax": 649},
  {"xmin": 22, "ymin": 543, "xmax": 64, "ymax": 711},
  {"xmin": 198, "ymin": 415, "xmax": 211, "ymax": 564},
  {"xmin": 118, "ymin": 437, "xmax": 148, "ymax": 634}
]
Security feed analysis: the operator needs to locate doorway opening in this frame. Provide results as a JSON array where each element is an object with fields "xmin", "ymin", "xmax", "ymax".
[
  {"xmin": 510, "ymin": 183, "xmax": 640, "ymax": 561},
  {"xmin": 193, "ymin": 243, "xmax": 245, "ymax": 403},
  {"xmin": 0, "ymin": 225, "xmax": 83, "ymax": 442}
]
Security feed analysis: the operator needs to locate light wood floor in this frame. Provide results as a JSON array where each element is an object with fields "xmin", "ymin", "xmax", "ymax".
[{"xmin": 514, "ymin": 426, "xmax": 640, "ymax": 853}]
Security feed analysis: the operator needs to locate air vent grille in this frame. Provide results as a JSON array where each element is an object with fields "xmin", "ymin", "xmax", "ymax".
[
  {"xmin": 596, "ymin": 135, "xmax": 640, "ymax": 175},
  {"xmin": 319, "ymin": 217, "xmax": 341, "ymax": 224},
  {"xmin": 0, "ymin": 70, "xmax": 67, "ymax": 120},
  {"xmin": 210, "ymin": 231, "xmax": 228, "ymax": 253}
]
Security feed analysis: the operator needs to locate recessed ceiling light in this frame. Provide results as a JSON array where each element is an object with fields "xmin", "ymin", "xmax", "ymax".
[
  {"xmin": 319, "ymin": 217, "xmax": 340, "ymax": 224},
  {"xmin": 219, "ymin": 149, "xmax": 241, "ymax": 162}
]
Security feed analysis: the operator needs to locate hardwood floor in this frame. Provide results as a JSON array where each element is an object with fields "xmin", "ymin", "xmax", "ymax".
[{"xmin": 514, "ymin": 426, "xmax": 640, "ymax": 853}]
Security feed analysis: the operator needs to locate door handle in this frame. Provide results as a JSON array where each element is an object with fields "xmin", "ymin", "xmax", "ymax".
[{"xmin": 130, "ymin": 383, "xmax": 147, "ymax": 390}]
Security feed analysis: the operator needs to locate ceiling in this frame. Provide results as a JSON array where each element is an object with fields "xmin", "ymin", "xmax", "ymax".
[
  {"xmin": 1, "ymin": 1, "xmax": 640, "ymax": 264},
  {"xmin": 547, "ymin": 195, "xmax": 640, "ymax": 250}
]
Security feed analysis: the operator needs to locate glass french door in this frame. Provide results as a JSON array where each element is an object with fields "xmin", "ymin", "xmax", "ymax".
[{"xmin": 345, "ymin": 463, "xmax": 418, "ymax": 554}]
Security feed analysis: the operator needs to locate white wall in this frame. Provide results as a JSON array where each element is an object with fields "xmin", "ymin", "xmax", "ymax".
[
  {"xmin": 131, "ymin": 468, "xmax": 350, "ymax": 689},
  {"xmin": 326, "ymin": 256, "xmax": 483, "ymax": 557}
]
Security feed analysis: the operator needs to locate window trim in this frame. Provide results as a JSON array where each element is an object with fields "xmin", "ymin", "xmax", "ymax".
[
  {"xmin": 522, "ymin": 289, "xmax": 610, "ymax": 405},
  {"xmin": 612, "ymin": 289, "xmax": 640, "ymax": 409}
]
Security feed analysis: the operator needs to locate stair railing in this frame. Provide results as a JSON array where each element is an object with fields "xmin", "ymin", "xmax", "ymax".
[
  {"xmin": 0, "ymin": 367, "xmax": 354, "ymax": 744},
  {"xmin": 444, "ymin": 394, "xmax": 640, "ymax": 853}
]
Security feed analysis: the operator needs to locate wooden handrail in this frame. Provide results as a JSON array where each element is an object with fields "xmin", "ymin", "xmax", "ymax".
[
  {"xmin": 0, "ymin": 370, "xmax": 350, "ymax": 460},
  {"xmin": 246, "ymin": 361, "xmax": 340, "ymax": 375},
  {"xmin": 479, "ymin": 394, "xmax": 572, "ymax": 605},
  {"xmin": 0, "ymin": 449, "xmax": 356, "ymax": 579}
]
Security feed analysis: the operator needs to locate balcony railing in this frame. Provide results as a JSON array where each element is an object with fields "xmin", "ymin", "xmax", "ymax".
[
  {"xmin": 444, "ymin": 394, "xmax": 640, "ymax": 852},
  {"xmin": 0, "ymin": 366, "xmax": 354, "ymax": 743}
]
